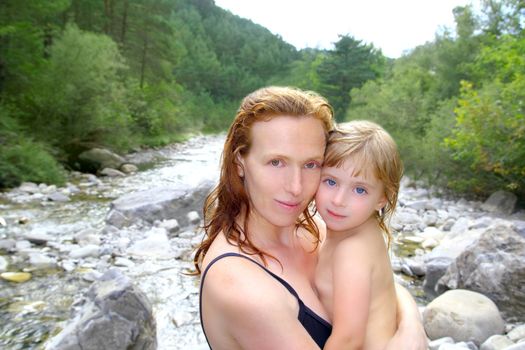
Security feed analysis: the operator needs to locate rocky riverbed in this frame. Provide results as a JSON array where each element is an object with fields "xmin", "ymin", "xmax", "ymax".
[{"xmin": 1, "ymin": 134, "xmax": 524, "ymax": 350}]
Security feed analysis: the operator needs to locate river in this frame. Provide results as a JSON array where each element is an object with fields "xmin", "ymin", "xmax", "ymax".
[{"xmin": 0, "ymin": 134, "xmax": 424, "ymax": 349}]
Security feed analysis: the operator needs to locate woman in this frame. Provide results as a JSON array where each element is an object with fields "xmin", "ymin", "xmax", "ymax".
[{"xmin": 194, "ymin": 86, "xmax": 427, "ymax": 349}]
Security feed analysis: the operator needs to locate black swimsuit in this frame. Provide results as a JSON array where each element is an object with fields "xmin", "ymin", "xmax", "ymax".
[{"xmin": 199, "ymin": 252, "xmax": 332, "ymax": 349}]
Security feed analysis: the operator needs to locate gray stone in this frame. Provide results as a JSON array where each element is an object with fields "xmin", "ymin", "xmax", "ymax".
[
  {"xmin": 0, "ymin": 216, "xmax": 6, "ymax": 227},
  {"xmin": 47, "ymin": 192, "xmax": 70, "ymax": 202},
  {"xmin": 505, "ymin": 342, "xmax": 525, "ymax": 350},
  {"xmin": 424, "ymin": 258, "xmax": 453, "ymax": 297},
  {"xmin": 74, "ymin": 229, "xmax": 101, "ymax": 246},
  {"xmin": 429, "ymin": 337, "xmax": 455, "ymax": 350},
  {"xmin": 45, "ymin": 269, "xmax": 156, "ymax": 350},
  {"xmin": 423, "ymin": 289, "xmax": 505, "ymax": 346},
  {"xmin": 0, "ymin": 256, "xmax": 8, "ymax": 272},
  {"xmin": 508, "ymin": 325, "xmax": 525, "ymax": 343},
  {"xmin": 120, "ymin": 164, "xmax": 138, "ymax": 174},
  {"xmin": 99, "ymin": 168, "xmax": 126, "ymax": 177},
  {"xmin": 513, "ymin": 221, "xmax": 525, "ymax": 238},
  {"xmin": 186, "ymin": 211, "xmax": 201, "ymax": 225},
  {"xmin": 127, "ymin": 229, "xmax": 175, "ymax": 259},
  {"xmin": 69, "ymin": 245, "xmax": 100, "ymax": 259},
  {"xmin": 158, "ymin": 219, "xmax": 180, "ymax": 235},
  {"xmin": 480, "ymin": 334, "xmax": 514, "ymax": 350},
  {"xmin": 19, "ymin": 182, "xmax": 39, "ymax": 193},
  {"xmin": 28, "ymin": 253, "xmax": 57, "ymax": 270},
  {"xmin": 481, "ymin": 190, "xmax": 517, "ymax": 215},
  {"xmin": 437, "ymin": 225, "xmax": 525, "ymax": 319},
  {"xmin": 105, "ymin": 180, "xmax": 214, "ymax": 228},
  {"xmin": 24, "ymin": 232, "xmax": 54, "ymax": 245},
  {"xmin": 0, "ymin": 239, "xmax": 16, "ymax": 251},
  {"xmin": 449, "ymin": 217, "xmax": 470, "ymax": 238},
  {"xmin": 78, "ymin": 148, "xmax": 126, "ymax": 172}
]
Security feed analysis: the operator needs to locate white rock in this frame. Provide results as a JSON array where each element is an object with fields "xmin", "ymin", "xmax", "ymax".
[
  {"xmin": 429, "ymin": 337, "xmax": 455, "ymax": 350},
  {"xmin": 508, "ymin": 325, "xmax": 525, "ymax": 343},
  {"xmin": 28, "ymin": 253, "xmax": 57, "ymax": 270},
  {"xmin": 158, "ymin": 219, "xmax": 180, "ymax": 234},
  {"xmin": 114, "ymin": 257, "xmax": 135, "ymax": 268},
  {"xmin": 127, "ymin": 230, "xmax": 175, "ymax": 259},
  {"xmin": 480, "ymin": 334, "xmax": 514, "ymax": 350},
  {"xmin": 187, "ymin": 211, "xmax": 201, "ymax": 225},
  {"xmin": 0, "ymin": 256, "xmax": 8, "ymax": 272},
  {"xmin": 69, "ymin": 245, "xmax": 100, "ymax": 259},
  {"xmin": 0, "ymin": 217, "xmax": 6, "ymax": 227}
]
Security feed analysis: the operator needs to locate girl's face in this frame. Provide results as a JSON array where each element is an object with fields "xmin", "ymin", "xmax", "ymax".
[
  {"xmin": 238, "ymin": 115, "xmax": 326, "ymax": 229},
  {"xmin": 315, "ymin": 157, "xmax": 387, "ymax": 233}
]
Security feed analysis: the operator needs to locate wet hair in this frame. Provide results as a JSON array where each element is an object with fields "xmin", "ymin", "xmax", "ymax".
[
  {"xmin": 323, "ymin": 120, "xmax": 403, "ymax": 246},
  {"xmin": 193, "ymin": 86, "xmax": 334, "ymax": 273}
]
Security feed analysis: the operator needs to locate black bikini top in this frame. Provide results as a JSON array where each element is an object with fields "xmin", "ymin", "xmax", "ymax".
[{"xmin": 199, "ymin": 252, "xmax": 332, "ymax": 348}]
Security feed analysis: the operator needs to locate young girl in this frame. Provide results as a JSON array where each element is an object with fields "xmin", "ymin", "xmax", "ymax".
[{"xmin": 315, "ymin": 120, "xmax": 403, "ymax": 350}]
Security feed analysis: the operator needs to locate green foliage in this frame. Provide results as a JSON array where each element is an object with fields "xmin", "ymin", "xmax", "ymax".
[
  {"xmin": 22, "ymin": 24, "xmax": 132, "ymax": 149},
  {"xmin": 318, "ymin": 35, "xmax": 385, "ymax": 121},
  {"xmin": 0, "ymin": 106, "xmax": 65, "ymax": 188}
]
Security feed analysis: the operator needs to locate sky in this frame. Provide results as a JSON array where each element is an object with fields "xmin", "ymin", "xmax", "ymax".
[{"xmin": 214, "ymin": 0, "xmax": 474, "ymax": 58}]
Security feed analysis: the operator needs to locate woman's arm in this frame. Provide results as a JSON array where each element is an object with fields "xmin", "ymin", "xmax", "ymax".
[{"xmin": 385, "ymin": 284, "xmax": 428, "ymax": 350}]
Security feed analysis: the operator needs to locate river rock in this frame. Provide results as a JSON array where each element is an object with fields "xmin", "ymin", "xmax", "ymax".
[
  {"xmin": 429, "ymin": 337, "xmax": 455, "ymax": 350},
  {"xmin": 106, "ymin": 180, "xmax": 214, "ymax": 228},
  {"xmin": 436, "ymin": 225, "xmax": 525, "ymax": 319},
  {"xmin": 28, "ymin": 253, "xmax": 57, "ymax": 270},
  {"xmin": 0, "ymin": 239, "xmax": 16, "ymax": 251},
  {"xmin": 481, "ymin": 190, "xmax": 517, "ymax": 215},
  {"xmin": 127, "ymin": 228, "xmax": 175, "ymax": 259},
  {"xmin": 480, "ymin": 334, "xmax": 514, "ymax": 350},
  {"xmin": 74, "ymin": 229, "xmax": 101, "ymax": 246},
  {"xmin": 19, "ymin": 182, "xmax": 40, "ymax": 193},
  {"xmin": 0, "ymin": 256, "xmax": 8, "ymax": 272},
  {"xmin": 120, "ymin": 164, "xmax": 138, "ymax": 174},
  {"xmin": 69, "ymin": 245, "xmax": 100, "ymax": 259},
  {"xmin": 45, "ymin": 269, "xmax": 156, "ymax": 350},
  {"xmin": 508, "ymin": 325, "xmax": 525, "ymax": 342},
  {"xmin": 187, "ymin": 211, "xmax": 201, "ymax": 225},
  {"xmin": 99, "ymin": 168, "xmax": 126, "ymax": 177},
  {"xmin": 423, "ymin": 289, "xmax": 505, "ymax": 345},
  {"xmin": 78, "ymin": 148, "xmax": 126, "ymax": 173},
  {"xmin": 24, "ymin": 232, "xmax": 54, "ymax": 245},
  {"xmin": 1, "ymin": 271, "xmax": 32, "ymax": 283},
  {"xmin": 0, "ymin": 216, "xmax": 6, "ymax": 227},
  {"xmin": 158, "ymin": 219, "xmax": 180, "ymax": 235},
  {"xmin": 47, "ymin": 192, "xmax": 70, "ymax": 202},
  {"xmin": 505, "ymin": 343, "xmax": 525, "ymax": 350}
]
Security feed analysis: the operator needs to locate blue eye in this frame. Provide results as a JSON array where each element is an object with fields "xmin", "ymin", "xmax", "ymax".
[
  {"xmin": 355, "ymin": 187, "xmax": 367, "ymax": 195},
  {"xmin": 324, "ymin": 178, "xmax": 337, "ymax": 187}
]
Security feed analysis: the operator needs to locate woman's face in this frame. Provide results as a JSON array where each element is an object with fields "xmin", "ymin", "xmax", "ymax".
[{"xmin": 238, "ymin": 115, "xmax": 326, "ymax": 229}]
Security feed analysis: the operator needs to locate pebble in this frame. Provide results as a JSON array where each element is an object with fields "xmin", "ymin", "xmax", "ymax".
[
  {"xmin": 1, "ymin": 271, "xmax": 32, "ymax": 283},
  {"xmin": 69, "ymin": 245, "xmax": 100, "ymax": 259},
  {"xmin": 0, "ymin": 216, "xmax": 6, "ymax": 227},
  {"xmin": 187, "ymin": 211, "xmax": 201, "ymax": 225},
  {"xmin": 508, "ymin": 325, "xmax": 525, "ymax": 342},
  {"xmin": 0, "ymin": 256, "xmax": 8, "ymax": 272}
]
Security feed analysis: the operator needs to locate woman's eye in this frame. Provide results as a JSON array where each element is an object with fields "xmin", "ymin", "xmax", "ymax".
[
  {"xmin": 270, "ymin": 159, "xmax": 281, "ymax": 167},
  {"xmin": 305, "ymin": 161, "xmax": 319, "ymax": 169},
  {"xmin": 355, "ymin": 187, "xmax": 367, "ymax": 195}
]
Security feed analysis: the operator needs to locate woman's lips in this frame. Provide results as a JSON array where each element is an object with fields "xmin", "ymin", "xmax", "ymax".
[{"xmin": 275, "ymin": 199, "xmax": 301, "ymax": 211}]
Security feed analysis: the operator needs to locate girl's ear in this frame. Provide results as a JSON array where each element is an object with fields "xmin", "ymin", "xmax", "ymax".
[
  {"xmin": 236, "ymin": 154, "xmax": 245, "ymax": 178},
  {"xmin": 375, "ymin": 194, "xmax": 388, "ymax": 212}
]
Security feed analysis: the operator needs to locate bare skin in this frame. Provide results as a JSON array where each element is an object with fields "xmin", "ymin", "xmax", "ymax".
[
  {"xmin": 315, "ymin": 158, "xmax": 399, "ymax": 349},
  {"xmin": 200, "ymin": 116, "xmax": 427, "ymax": 349}
]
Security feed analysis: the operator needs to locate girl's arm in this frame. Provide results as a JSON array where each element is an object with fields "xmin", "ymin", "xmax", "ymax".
[
  {"xmin": 385, "ymin": 284, "xmax": 428, "ymax": 350},
  {"xmin": 323, "ymin": 237, "xmax": 372, "ymax": 350}
]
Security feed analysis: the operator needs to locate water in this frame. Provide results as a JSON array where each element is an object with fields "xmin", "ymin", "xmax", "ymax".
[
  {"xmin": 0, "ymin": 134, "xmax": 224, "ymax": 349},
  {"xmin": 0, "ymin": 133, "xmax": 426, "ymax": 349}
]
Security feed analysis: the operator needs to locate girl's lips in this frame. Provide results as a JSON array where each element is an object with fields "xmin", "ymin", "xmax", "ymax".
[{"xmin": 327, "ymin": 209, "xmax": 346, "ymax": 219}]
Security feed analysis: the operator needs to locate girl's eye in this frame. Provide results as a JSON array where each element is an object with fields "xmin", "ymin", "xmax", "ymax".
[
  {"xmin": 270, "ymin": 159, "xmax": 281, "ymax": 167},
  {"xmin": 355, "ymin": 187, "xmax": 367, "ymax": 195},
  {"xmin": 305, "ymin": 161, "xmax": 320, "ymax": 169},
  {"xmin": 324, "ymin": 178, "xmax": 337, "ymax": 187}
]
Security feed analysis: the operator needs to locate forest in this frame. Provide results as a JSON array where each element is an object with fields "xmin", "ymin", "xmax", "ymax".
[{"xmin": 0, "ymin": 0, "xmax": 523, "ymax": 202}]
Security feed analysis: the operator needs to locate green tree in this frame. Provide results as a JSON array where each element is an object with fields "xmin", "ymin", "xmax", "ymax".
[{"xmin": 317, "ymin": 35, "xmax": 384, "ymax": 121}]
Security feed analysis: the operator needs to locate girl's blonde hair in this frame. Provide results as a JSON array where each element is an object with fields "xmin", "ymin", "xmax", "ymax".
[{"xmin": 323, "ymin": 120, "xmax": 403, "ymax": 245}]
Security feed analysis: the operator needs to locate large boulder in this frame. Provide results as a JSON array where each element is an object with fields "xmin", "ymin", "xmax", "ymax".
[
  {"xmin": 436, "ymin": 224, "xmax": 525, "ymax": 320},
  {"xmin": 45, "ymin": 269, "xmax": 156, "ymax": 350},
  {"xmin": 481, "ymin": 190, "xmax": 517, "ymax": 215},
  {"xmin": 78, "ymin": 148, "xmax": 126, "ymax": 173},
  {"xmin": 105, "ymin": 180, "xmax": 214, "ymax": 228},
  {"xmin": 423, "ymin": 289, "xmax": 504, "ymax": 346},
  {"xmin": 423, "ymin": 228, "xmax": 483, "ymax": 297}
]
